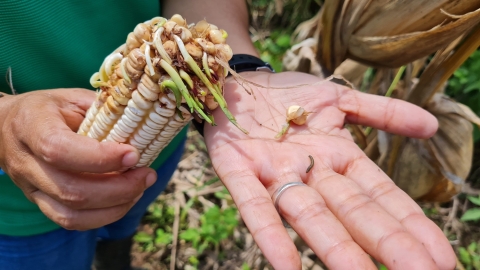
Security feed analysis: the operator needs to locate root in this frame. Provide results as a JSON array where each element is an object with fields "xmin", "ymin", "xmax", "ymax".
[{"xmin": 215, "ymin": 56, "xmax": 355, "ymax": 94}]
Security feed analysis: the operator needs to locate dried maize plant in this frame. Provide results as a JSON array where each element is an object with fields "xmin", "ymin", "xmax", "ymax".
[
  {"xmin": 77, "ymin": 14, "xmax": 244, "ymax": 168},
  {"xmin": 316, "ymin": 0, "xmax": 480, "ymax": 74},
  {"xmin": 282, "ymin": 1, "xmax": 480, "ymax": 202}
]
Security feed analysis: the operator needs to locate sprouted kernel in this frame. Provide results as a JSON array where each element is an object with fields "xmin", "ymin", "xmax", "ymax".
[{"xmin": 275, "ymin": 105, "xmax": 310, "ymax": 139}]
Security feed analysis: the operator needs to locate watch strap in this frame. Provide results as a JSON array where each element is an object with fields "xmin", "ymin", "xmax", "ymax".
[{"xmin": 228, "ymin": 54, "xmax": 275, "ymax": 75}]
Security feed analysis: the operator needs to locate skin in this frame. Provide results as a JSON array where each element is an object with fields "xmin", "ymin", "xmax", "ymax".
[
  {"xmin": 0, "ymin": 0, "xmax": 456, "ymax": 269},
  {"xmin": 205, "ymin": 72, "xmax": 456, "ymax": 269},
  {"xmin": 0, "ymin": 90, "xmax": 157, "ymax": 230}
]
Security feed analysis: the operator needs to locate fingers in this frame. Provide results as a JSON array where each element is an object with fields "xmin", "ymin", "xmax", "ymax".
[
  {"xmin": 220, "ymin": 169, "xmax": 302, "ymax": 269},
  {"xmin": 307, "ymin": 166, "xmax": 439, "ymax": 270},
  {"xmin": 343, "ymin": 156, "xmax": 456, "ymax": 270},
  {"xmin": 22, "ymin": 155, "xmax": 157, "ymax": 210},
  {"xmin": 15, "ymin": 107, "xmax": 139, "ymax": 173},
  {"xmin": 272, "ymin": 181, "xmax": 377, "ymax": 269},
  {"xmin": 31, "ymin": 189, "xmax": 143, "ymax": 231},
  {"xmin": 336, "ymin": 87, "xmax": 438, "ymax": 139},
  {"xmin": 34, "ymin": 129, "xmax": 139, "ymax": 173}
]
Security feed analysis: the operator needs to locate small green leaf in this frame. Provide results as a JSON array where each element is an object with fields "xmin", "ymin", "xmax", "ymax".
[
  {"xmin": 155, "ymin": 228, "xmax": 173, "ymax": 245},
  {"xmin": 473, "ymin": 254, "xmax": 480, "ymax": 269},
  {"xmin": 133, "ymin": 232, "xmax": 153, "ymax": 243},
  {"xmin": 275, "ymin": 34, "xmax": 291, "ymax": 48},
  {"xmin": 464, "ymin": 81, "xmax": 480, "ymax": 93},
  {"xmin": 459, "ymin": 247, "xmax": 472, "ymax": 264},
  {"xmin": 241, "ymin": 263, "xmax": 251, "ymax": 270},
  {"xmin": 461, "ymin": 208, "xmax": 480, "ymax": 222},
  {"xmin": 378, "ymin": 264, "xmax": 388, "ymax": 270},
  {"xmin": 204, "ymin": 177, "xmax": 219, "ymax": 186},
  {"xmin": 265, "ymin": 39, "xmax": 283, "ymax": 55},
  {"xmin": 468, "ymin": 242, "xmax": 478, "ymax": 253},
  {"xmin": 468, "ymin": 196, "xmax": 480, "ymax": 206},
  {"xmin": 180, "ymin": 229, "xmax": 200, "ymax": 241},
  {"xmin": 188, "ymin": 256, "xmax": 199, "ymax": 266}
]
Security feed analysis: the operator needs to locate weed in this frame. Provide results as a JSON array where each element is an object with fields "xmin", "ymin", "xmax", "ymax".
[
  {"xmin": 180, "ymin": 204, "xmax": 239, "ymax": 254},
  {"xmin": 459, "ymin": 242, "xmax": 480, "ymax": 270},
  {"xmin": 134, "ymin": 200, "xmax": 176, "ymax": 252},
  {"xmin": 461, "ymin": 195, "xmax": 480, "ymax": 222}
]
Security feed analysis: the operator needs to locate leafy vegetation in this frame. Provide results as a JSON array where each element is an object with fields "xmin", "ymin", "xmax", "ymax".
[
  {"xmin": 134, "ymin": 201, "xmax": 176, "ymax": 252},
  {"xmin": 461, "ymin": 195, "xmax": 480, "ymax": 222},
  {"xmin": 459, "ymin": 242, "xmax": 480, "ymax": 270},
  {"xmin": 180, "ymin": 204, "xmax": 238, "ymax": 254},
  {"xmin": 253, "ymin": 30, "xmax": 292, "ymax": 72}
]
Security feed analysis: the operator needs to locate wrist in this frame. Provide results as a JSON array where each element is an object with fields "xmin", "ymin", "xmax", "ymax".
[
  {"xmin": 228, "ymin": 54, "xmax": 275, "ymax": 75},
  {"xmin": 0, "ymin": 92, "xmax": 14, "ymax": 113},
  {"xmin": 0, "ymin": 93, "xmax": 17, "ymax": 124},
  {"xmin": 0, "ymin": 93, "xmax": 17, "ymax": 162}
]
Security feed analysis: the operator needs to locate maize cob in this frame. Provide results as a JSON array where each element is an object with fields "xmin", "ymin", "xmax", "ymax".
[{"xmin": 77, "ymin": 14, "xmax": 246, "ymax": 168}]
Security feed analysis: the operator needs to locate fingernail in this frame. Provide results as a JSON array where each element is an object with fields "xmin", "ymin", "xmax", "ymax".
[
  {"xmin": 122, "ymin": 151, "xmax": 139, "ymax": 167},
  {"xmin": 146, "ymin": 172, "xmax": 157, "ymax": 188}
]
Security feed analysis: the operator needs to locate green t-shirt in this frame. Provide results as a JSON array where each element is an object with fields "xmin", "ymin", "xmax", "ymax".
[{"xmin": 0, "ymin": 0, "xmax": 187, "ymax": 236}]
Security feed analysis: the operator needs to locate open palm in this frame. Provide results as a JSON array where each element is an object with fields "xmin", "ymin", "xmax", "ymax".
[{"xmin": 204, "ymin": 71, "xmax": 455, "ymax": 270}]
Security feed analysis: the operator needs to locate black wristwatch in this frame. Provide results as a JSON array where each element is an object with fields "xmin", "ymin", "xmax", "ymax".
[
  {"xmin": 228, "ymin": 54, "xmax": 275, "ymax": 75},
  {"xmin": 192, "ymin": 54, "xmax": 274, "ymax": 135}
]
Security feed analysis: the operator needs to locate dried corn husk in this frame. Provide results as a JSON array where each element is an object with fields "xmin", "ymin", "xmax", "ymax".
[
  {"xmin": 282, "ymin": 1, "xmax": 480, "ymax": 202},
  {"xmin": 317, "ymin": 0, "xmax": 480, "ymax": 73},
  {"xmin": 379, "ymin": 94, "xmax": 480, "ymax": 202},
  {"xmin": 372, "ymin": 25, "xmax": 480, "ymax": 202},
  {"xmin": 282, "ymin": 38, "xmax": 324, "ymax": 76}
]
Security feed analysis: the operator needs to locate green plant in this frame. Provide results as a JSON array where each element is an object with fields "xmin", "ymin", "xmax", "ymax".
[
  {"xmin": 180, "ymin": 205, "xmax": 239, "ymax": 253},
  {"xmin": 461, "ymin": 195, "xmax": 480, "ymax": 222},
  {"xmin": 134, "ymin": 228, "xmax": 173, "ymax": 252},
  {"xmin": 378, "ymin": 264, "xmax": 388, "ymax": 270},
  {"xmin": 459, "ymin": 242, "xmax": 480, "ymax": 270},
  {"xmin": 133, "ymin": 201, "xmax": 176, "ymax": 252},
  {"xmin": 254, "ymin": 30, "xmax": 293, "ymax": 72}
]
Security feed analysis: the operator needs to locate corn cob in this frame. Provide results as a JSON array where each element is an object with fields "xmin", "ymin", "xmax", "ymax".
[{"xmin": 77, "ymin": 14, "xmax": 246, "ymax": 168}]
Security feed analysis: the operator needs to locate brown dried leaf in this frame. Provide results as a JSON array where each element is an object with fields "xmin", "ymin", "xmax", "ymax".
[
  {"xmin": 356, "ymin": 0, "xmax": 480, "ymax": 36},
  {"xmin": 275, "ymin": 0, "xmax": 284, "ymax": 15},
  {"xmin": 317, "ymin": 0, "xmax": 480, "ymax": 72},
  {"xmin": 333, "ymin": 59, "xmax": 368, "ymax": 88},
  {"xmin": 348, "ymin": 8, "xmax": 480, "ymax": 68},
  {"xmin": 407, "ymin": 23, "xmax": 480, "ymax": 106},
  {"xmin": 282, "ymin": 38, "xmax": 324, "ymax": 77},
  {"xmin": 384, "ymin": 94, "xmax": 477, "ymax": 202},
  {"xmin": 291, "ymin": 8, "xmax": 323, "ymax": 44}
]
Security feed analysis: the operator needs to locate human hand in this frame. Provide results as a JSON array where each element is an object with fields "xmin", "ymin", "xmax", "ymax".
[
  {"xmin": 204, "ymin": 72, "xmax": 455, "ymax": 270},
  {"xmin": 0, "ymin": 89, "xmax": 156, "ymax": 230}
]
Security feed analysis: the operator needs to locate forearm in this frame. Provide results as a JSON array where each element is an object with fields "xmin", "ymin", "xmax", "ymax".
[{"xmin": 162, "ymin": 0, "xmax": 258, "ymax": 57}]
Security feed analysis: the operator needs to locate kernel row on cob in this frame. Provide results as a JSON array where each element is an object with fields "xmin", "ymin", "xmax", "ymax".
[{"xmin": 77, "ymin": 14, "xmax": 246, "ymax": 168}]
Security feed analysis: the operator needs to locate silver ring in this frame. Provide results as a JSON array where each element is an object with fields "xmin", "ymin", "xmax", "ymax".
[{"xmin": 272, "ymin": 182, "xmax": 307, "ymax": 227}]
